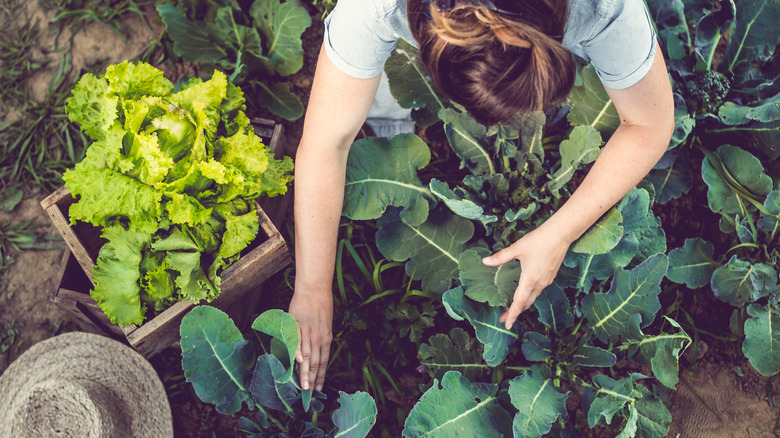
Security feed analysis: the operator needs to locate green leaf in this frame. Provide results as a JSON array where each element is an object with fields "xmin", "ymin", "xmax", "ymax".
[
  {"xmin": 743, "ymin": 304, "xmax": 780, "ymax": 376},
  {"xmin": 624, "ymin": 315, "xmax": 691, "ymax": 389},
  {"xmin": 166, "ymin": 251, "xmax": 218, "ymax": 302},
  {"xmin": 153, "ymin": 226, "xmax": 199, "ymax": 252},
  {"xmin": 583, "ymin": 254, "xmax": 668, "ymax": 343},
  {"xmin": 567, "ymin": 65, "xmax": 620, "ymax": 134},
  {"xmin": 180, "ymin": 306, "xmax": 254, "ymax": 415},
  {"xmin": 439, "ymin": 108, "xmax": 495, "ymax": 176},
  {"xmin": 331, "ymin": 391, "xmax": 377, "ymax": 438},
  {"xmin": 693, "ymin": 0, "xmax": 735, "ymax": 71},
  {"xmin": 533, "ymin": 282, "xmax": 574, "ymax": 331},
  {"xmin": 251, "ymin": 309, "xmax": 300, "ymax": 384},
  {"xmin": 571, "ymin": 208, "xmax": 623, "ymax": 255},
  {"xmin": 157, "ymin": 5, "xmax": 227, "ymax": 63},
  {"xmin": 646, "ymin": 0, "xmax": 691, "ymax": 61},
  {"xmin": 711, "ymin": 256, "xmax": 778, "ymax": 306},
  {"xmin": 344, "ymin": 134, "xmax": 431, "ymax": 226},
  {"xmin": 521, "ymin": 332, "xmax": 552, "ymax": 362},
  {"xmin": 254, "ymin": 82, "xmax": 304, "ymax": 120},
  {"xmin": 669, "ymin": 93, "xmax": 695, "ymax": 149},
  {"xmin": 442, "ymin": 287, "xmax": 520, "ymax": 366},
  {"xmin": 719, "ymin": 94, "xmax": 780, "ymax": 125},
  {"xmin": 166, "ymin": 193, "xmax": 212, "ymax": 227},
  {"xmin": 385, "ymin": 39, "xmax": 443, "ymax": 110},
  {"xmin": 91, "ymin": 225, "xmax": 152, "ymax": 326},
  {"xmin": 376, "ymin": 208, "xmax": 472, "ymax": 294},
  {"xmin": 634, "ymin": 385, "xmax": 672, "ymax": 438},
  {"xmin": 418, "ymin": 327, "xmax": 487, "ymax": 381},
  {"xmin": 645, "ymin": 149, "xmax": 692, "ymax": 204},
  {"xmin": 66, "ymin": 73, "xmax": 118, "ymax": 141},
  {"xmin": 617, "ymin": 187, "xmax": 667, "ymax": 262},
  {"xmin": 402, "ymin": 371, "xmax": 512, "ymax": 438},
  {"xmin": 459, "ymin": 247, "xmax": 521, "ymax": 307},
  {"xmin": 105, "ymin": 61, "xmax": 173, "ymax": 99},
  {"xmin": 667, "ymin": 238, "xmax": 718, "ymax": 289},
  {"xmin": 757, "ymin": 191, "xmax": 780, "ymax": 236},
  {"xmin": 429, "ymin": 179, "xmax": 498, "ymax": 228},
  {"xmin": 209, "ymin": 7, "xmax": 264, "ymax": 60},
  {"xmin": 509, "ymin": 365, "xmax": 568, "ymax": 438},
  {"xmin": 701, "ymin": 144, "xmax": 773, "ymax": 216},
  {"xmin": 584, "ymin": 373, "xmax": 645, "ymax": 428},
  {"xmin": 545, "ymin": 125, "xmax": 603, "ymax": 195},
  {"xmin": 250, "ymin": 0, "xmax": 312, "ymax": 76},
  {"xmin": 219, "ymin": 210, "xmax": 259, "ymax": 258},
  {"xmin": 518, "ymin": 111, "xmax": 546, "ymax": 158},
  {"xmin": 571, "ymin": 344, "xmax": 617, "ymax": 368},
  {"xmin": 249, "ymin": 354, "xmax": 299, "ymax": 413},
  {"xmin": 724, "ymin": 0, "xmax": 780, "ymax": 79}
]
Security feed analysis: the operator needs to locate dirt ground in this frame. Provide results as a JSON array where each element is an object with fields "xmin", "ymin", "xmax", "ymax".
[{"xmin": 1, "ymin": 2, "xmax": 779, "ymax": 438}]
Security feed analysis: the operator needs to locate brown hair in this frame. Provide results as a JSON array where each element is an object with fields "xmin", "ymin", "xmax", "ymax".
[{"xmin": 408, "ymin": 0, "xmax": 575, "ymax": 126}]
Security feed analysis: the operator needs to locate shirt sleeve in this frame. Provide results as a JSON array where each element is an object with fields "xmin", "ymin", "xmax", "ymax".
[
  {"xmin": 580, "ymin": 0, "xmax": 658, "ymax": 89},
  {"xmin": 322, "ymin": 0, "xmax": 399, "ymax": 79}
]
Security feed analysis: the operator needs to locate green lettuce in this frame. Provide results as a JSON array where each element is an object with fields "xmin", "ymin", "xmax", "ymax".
[{"xmin": 64, "ymin": 61, "xmax": 293, "ymax": 325}]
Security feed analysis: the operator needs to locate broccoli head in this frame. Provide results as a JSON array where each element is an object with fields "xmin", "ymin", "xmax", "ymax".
[{"xmin": 684, "ymin": 71, "xmax": 731, "ymax": 114}]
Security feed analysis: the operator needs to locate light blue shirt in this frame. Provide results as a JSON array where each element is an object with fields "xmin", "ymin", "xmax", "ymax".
[{"xmin": 323, "ymin": 0, "xmax": 657, "ymax": 90}]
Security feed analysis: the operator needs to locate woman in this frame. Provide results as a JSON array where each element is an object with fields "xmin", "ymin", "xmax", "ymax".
[{"xmin": 288, "ymin": 0, "xmax": 674, "ymax": 393}]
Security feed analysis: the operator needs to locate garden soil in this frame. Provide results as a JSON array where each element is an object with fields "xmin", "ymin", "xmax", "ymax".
[{"xmin": 1, "ymin": 3, "xmax": 779, "ymax": 437}]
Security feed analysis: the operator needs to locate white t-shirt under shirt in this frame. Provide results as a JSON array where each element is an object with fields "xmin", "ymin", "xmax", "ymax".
[{"xmin": 322, "ymin": 0, "xmax": 658, "ymax": 90}]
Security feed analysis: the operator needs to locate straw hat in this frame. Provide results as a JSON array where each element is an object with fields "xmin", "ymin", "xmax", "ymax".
[{"xmin": 0, "ymin": 332, "xmax": 173, "ymax": 437}]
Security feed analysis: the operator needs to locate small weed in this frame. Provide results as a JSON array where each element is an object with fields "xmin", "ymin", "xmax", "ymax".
[{"xmin": 0, "ymin": 220, "xmax": 64, "ymax": 273}]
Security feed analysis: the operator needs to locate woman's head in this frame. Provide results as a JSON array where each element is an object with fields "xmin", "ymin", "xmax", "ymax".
[{"xmin": 408, "ymin": 0, "xmax": 575, "ymax": 126}]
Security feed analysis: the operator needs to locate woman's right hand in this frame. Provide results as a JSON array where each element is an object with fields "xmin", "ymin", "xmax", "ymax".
[{"xmin": 288, "ymin": 287, "xmax": 333, "ymax": 393}]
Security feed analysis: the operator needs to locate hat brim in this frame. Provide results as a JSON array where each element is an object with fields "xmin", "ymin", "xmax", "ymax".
[{"xmin": 0, "ymin": 332, "xmax": 173, "ymax": 437}]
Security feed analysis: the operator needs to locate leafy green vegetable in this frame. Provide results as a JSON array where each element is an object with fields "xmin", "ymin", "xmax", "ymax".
[{"xmin": 65, "ymin": 61, "xmax": 293, "ymax": 325}]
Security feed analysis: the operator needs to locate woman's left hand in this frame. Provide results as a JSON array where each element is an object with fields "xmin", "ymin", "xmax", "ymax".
[{"xmin": 482, "ymin": 223, "xmax": 572, "ymax": 330}]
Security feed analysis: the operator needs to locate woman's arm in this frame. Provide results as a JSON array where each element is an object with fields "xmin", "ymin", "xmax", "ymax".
[
  {"xmin": 483, "ymin": 42, "xmax": 675, "ymax": 329},
  {"xmin": 290, "ymin": 43, "xmax": 381, "ymax": 392}
]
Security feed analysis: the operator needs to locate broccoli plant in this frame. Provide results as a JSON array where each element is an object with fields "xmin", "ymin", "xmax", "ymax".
[{"xmin": 684, "ymin": 71, "xmax": 731, "ymax": 114}]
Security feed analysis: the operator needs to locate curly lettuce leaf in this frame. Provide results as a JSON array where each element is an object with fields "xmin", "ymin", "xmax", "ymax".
[
  {"xmin": 64, "ymin": 168, "xmax": 163, "ymax": 233},
  {"xmin": 166, "ymin": 251, "xmax": 219, "ymax": 302},
  {"xmin": 258, "ymin": 152, "xmax": 294, "ymax": 197},
  {"xmin": 165, "ymin": 192, "xmax": 213, "ymax": 226},
  {"xmin": 219, "ymin": 209, "xmax": 259, "ymax": 258},
  {"xmin": 91, "ymin": 225, "xmax": 152, "ymax": 326},
  {"xmin": 105, "ymin": 61, "xmax": 173, "ymax": 100},
  {"xmin": 217, "ymin": 129, "xmax": 270, "ymax": 174},
  {"xmin": 66, "ymin": 73, "xmax": 119, "ymax": 141},
  {"xmin": 125, "ymin": 131, "xmax": 175, "ymax": 186}
]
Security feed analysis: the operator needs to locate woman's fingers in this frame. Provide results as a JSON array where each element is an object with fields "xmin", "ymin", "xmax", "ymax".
[
  {"xmin": 298, "ymin": 332, "xmax": 313, "ymax": 390},
  {"xmin": 314, "ymin": 343, "xmax": 330, "ymax": 392}
]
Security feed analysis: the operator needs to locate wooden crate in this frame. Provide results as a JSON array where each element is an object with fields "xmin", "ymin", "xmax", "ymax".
[{"xmin": 44, "ymin": 119, "xmax": 292, "ymax": 358}]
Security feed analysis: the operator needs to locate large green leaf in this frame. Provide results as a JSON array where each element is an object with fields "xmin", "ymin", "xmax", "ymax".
[
  {"xmin": 633, "ymin": 385, "xmax": 672, "ymax": 438},
  {"xmin": 533, "ymin": 283, "xmax": 574, "ymax": 331},
  {"xmin": 331, "ymin": 391, "xmax": 377, "ymax": 438},
  {"xmin": 249, "ymin": 354, "xmax": 300, "ymax": 414},
  {"xmin": 584, "ymin": 373, "xmax": 645, "ymax": 428},
  {"xmin": 442, "ymin": 287, "xmax": 521, "ymax": 366},
  {"xmin": 157, "ymin": 5, "xmax": 226, "ymax": 63},
  {"xmin": 701, "ymin": 144, "xmax": 773, "ymax": 215},
  {"xmin": 567, "ymin": 65, "xmax": 620, "ymax": 134},
  {"xmin": 562, "ymin": 238, "xmax": 639, "ymax": 292},
  {"xmin": 522, "ymin": 332, "xmax": 552, "ymax": 362},
  {"xmin": 254, "ymin": 82, "xmax": 304, "ymax": 120},
  {"xmin": 519, "ymin": 111, "xmax": 546, "ymax": 159},
  {"xmin": 545, "ymin": 125, "xmax": 603, "ymax": 195},
  {"xmin": 439, "ymin": 108, "xmax": 496, "ymax": 176},
  {"xmin": 724, "ymin": 0, "xmax": 780, "ymax": 79},
  {"xmin": 693, "ymin": 0, "xmax": 735, "ymax": 71},
  {"xmin": 459, "ymin": 247, "xmax": 522, "ymax": 307},
  {"xmin": 623, "ymin": 315, "xmax": 691, "ymax": 389},
  {"xmin": 402, "ymin": 371, "xmax": 512, "ymax": 438},
  {"xmin": 711, "ymin": 255, "xmax": 778, "ymax": 306},
  {"xmin": 667, "ymin": 238, "xmax": 718, "ymax": 289},
  {"xmin": 251, "ymin": 309, "xmax": 299, "ymax": 383},
  {"xmin": 249, "ymin": 0, "xmax": 311, "ymax": 76},
  {"xmin": 429, "ymin": 179, "xmax": 498, "ymax": 228},
  {"xmin": 668, "ymin": 93, "xmax": 695, "ymax": 149},
  {"xmin": 758, "ymin": 191, "xmax": 780, "ymax": 236},
  {"xmin": 344, "ymin": 134, "xmax": 431, "ymax": 226},
  {"xmin": 571, "ymin": 208, "xmax": 623, "ymax": 255},
  {"xmin": 743, "ymin": 304, "xmax": 780, "ymax": 376},
  {"xmin": 645, "ymin": 149, "xmax": 693, "ymax": 204},
  {"xmin": 377, "ymin": 208, "xmax": 472, "ymax": 294},
  {"xmin": 180, "ymin": 306, "xmax": 254, "ymax": 414},
  {"xmin": 582, "ymin": 254, "xmax": 668, "ymax": 343},
  {"xmin": 418, "ymin": 328, "xmax": 487, "ymax": 381},
  {"xmin": 385, "ymin": 39, "xmax": 444, "ymax": 110},
  {"xmin": 617, "ymin": 187, "xmax": 667, "ymax": 262},
  {"xmin": 509, "ymin": 365, "xmax": 568, "ymax": 438},
  {"xmin": 91, "ymin": 225, "xmax": 152, "ymax": 326},
  {"xmin": 646, "ymin": 0, "xmax": 690, "ymax": 61},
  {"xmin": 719, "ymin": 93, "xmax": 780, "ymax": 125}
]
